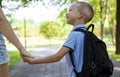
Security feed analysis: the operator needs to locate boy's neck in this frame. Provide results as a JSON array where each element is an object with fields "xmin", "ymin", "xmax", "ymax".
[
  {"xmin": 72, "ymin": 20, "xmax": 85, "ymax": 26},
  {"xmin": 73, "ymin": 22, "xmax": 85, "ymax": 26}
]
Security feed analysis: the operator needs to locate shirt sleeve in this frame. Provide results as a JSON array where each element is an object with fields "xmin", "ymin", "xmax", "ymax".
[{"xmin": 63, "ymin": 32, "xmax": 77, "ymax": 50}]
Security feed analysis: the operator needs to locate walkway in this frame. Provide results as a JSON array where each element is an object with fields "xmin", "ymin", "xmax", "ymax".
[
  {"xmin": 9, "ymin": 46, "xmax": 120, "ymax": 77},
  {"xmin": 9, "ymin": 46, "xmax": 69, "ymax": 77}
]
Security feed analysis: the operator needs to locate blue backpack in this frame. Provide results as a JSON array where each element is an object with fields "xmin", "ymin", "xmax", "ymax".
[{"xmin": 69, "ymin": 24, "xmax": 114, "ymax": 77}]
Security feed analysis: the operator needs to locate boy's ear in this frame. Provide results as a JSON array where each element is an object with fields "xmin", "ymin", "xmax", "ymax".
[{"xmin": 78, "ymin": 10, "xmax": 84, "ymax": 18}]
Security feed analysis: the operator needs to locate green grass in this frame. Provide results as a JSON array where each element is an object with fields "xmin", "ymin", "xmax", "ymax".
[
  {"xmin": 8, "ymin": 51, "xmax": 21, "ymax": 68},
  {"xmin": 107, "ymin": 46, "xmax": 120, "ymax": 62}
]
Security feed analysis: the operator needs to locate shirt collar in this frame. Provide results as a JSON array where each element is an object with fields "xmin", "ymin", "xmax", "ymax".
[{"xmin": 72, "ymin": 24, "xmax": 86, "ymax": 31}]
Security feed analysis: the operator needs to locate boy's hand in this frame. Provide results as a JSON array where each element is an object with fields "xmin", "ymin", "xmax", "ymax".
[{"xmin": 23, "ymin": 56, "xmax": 35, "ymax": 64}]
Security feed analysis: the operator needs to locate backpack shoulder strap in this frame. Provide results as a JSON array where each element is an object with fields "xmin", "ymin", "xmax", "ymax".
[
  {"xmin": 69, "ymin": 27, "xmax": 86, "ymax": 74},
  {"xmin": 87, "ymin": 24, "xmax": 94, "ymax": 32},
  {"xmin": 69, "ymin": 51, "xmax": 78, "ymax": 74},
  {"xmin": 74, "ymin": 24, "xmax": 94, "ymax": 32},
  {"xmin": 69, "ymin": 24, "xmax": 95, "ymax": 74},
  {"xmin": 74, "ymin": 28, "xmax": 86, "ymax": 33}
]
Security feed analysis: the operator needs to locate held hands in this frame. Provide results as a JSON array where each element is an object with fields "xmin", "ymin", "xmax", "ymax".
[
  {"xmin": 23, "ymin": 56, "xmax": 35, "ymax": 64},
  {"xmin": 19, "ymin": 51, "xmax": 34, "ymax": 62}
]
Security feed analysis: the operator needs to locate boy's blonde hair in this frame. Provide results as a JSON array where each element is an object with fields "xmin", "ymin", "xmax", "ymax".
[{"xmin": 76, "ymin": 2, "xmax": 94, "ymax": 23}]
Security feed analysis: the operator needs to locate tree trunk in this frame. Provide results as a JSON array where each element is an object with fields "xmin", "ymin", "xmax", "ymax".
[
  {"xmin": 110, "ymin": 18, "xmax": 115, "ymax": 46},
  {"xmin": 100, "ymin": 0, "xmax": 108, "ymax": 40},
  {"xmin": 100, "ymin": 0, "xmax": 104, "ymax": 40},
  {"xmin": 116, "ymin": 0, "xmax": 120, "ymax": 54}
]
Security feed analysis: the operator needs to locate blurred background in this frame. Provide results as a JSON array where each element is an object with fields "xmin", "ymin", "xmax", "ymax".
[{"xmin": 1, "ymin": 0, "xmax": 120, "ymax": 67}]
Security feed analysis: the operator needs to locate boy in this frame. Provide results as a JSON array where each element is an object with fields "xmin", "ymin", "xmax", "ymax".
[
  {"xmin": 0, "ymin": 7, "xmax": 33, "ymax": 77},
  {"xmin": 24, "ymin": 1, "xmax": 94, "ymax": 77}
]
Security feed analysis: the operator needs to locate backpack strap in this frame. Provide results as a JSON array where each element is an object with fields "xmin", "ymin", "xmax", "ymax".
[
  {"xmin": 74, "ymin": 24, "xmax": 94, "ymax": 32},
  {"xmin": 69, "ymin": 24, "xmax": 95, "ymax": 75},
  {"xmin": 74, "ymin": 28, "xmax": 86, "ymax": 33},
  {"xmin": 87, "ymin": 24, "xmax": 94, "ymax": 32},
  {"xmin": 69, "ymin": 51, "xmax": 78, "ymax": 74},
  {"xmin": 69, "ymin": 27, "xmax": 86, "ymax": 75}
]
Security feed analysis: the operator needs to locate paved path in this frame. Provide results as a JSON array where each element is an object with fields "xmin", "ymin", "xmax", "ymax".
[
  {"xmin": 112, "ymin": 60, "xmax": 120, "ymax": 77},
  {"xmin": 9, "ymin": 46, "xmax": 69, "ymax": 77},
  {"xmin": 9, "ymin": 46, "xmax": 120, "ymax": 77}
]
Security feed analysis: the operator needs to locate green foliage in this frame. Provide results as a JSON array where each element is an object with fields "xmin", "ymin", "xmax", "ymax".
[
  {"xmin": 57, "ymin": 9, "xmax": 72, "ymax": 36},
  {"xmin": 21, "ymin": 0, "xmax": 32, "ymax": 5},
  {"xmin": 88, "ymin": 0, "xmax": 116, "ymax": 43},
  {"xmin": 2, "ymin": 0, "xmax": 116, "ymax": 44},
  {"xmin": 11, "ymin": 19, "xmax": 39, "ymax": 37},
  {"xmin": 107, "ymin": 0, "xmax": 116, "ymax": 26},
  {"xmin": 1, "ymin": 0, "xmax": 33, "ymax": 6},
  {"xmin": 18, "ymin": 25, "xmax": 39, "ymax": 37},
  {"xmin": 71, "ymin": 0, "xmax": 77, "ymax": 3},
  {"xmin": 39, "ymin": 21, "xmax": 61, "ymax": 39},
  {"xmin": 88, "ymin": 0, "xmax": 100, "ymax": 23},
  {"xmin": 107, "ymin": 46, "xmax": 120, "ymax": 62},
  {"xmin": 38, "ymin": 8, "xmax": 73, "ymax": 40}
]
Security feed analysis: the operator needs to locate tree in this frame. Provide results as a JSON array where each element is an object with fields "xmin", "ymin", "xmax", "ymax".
[
  {"xmin": 99, "ymin": 0, "xmax": 108, "ymax": 40},
  {"xmin": 116, "ymin": 0, "xmax": 120, "ymax": 54},
  {"xmin": 0, "ymin": 0, "xmax": 33, "ymax": 6},
  {"xmin": 39, "ymin": 21, "xmax": 61, "ymax": 39},
  {"xmin": 107, "ymin": 0, "xmax": 116, "ymax": 45}
]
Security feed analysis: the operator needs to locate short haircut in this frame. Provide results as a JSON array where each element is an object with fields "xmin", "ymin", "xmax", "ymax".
[{"xmin": 76, "ymin": 2, "xmax": 94, "ymax": 23}]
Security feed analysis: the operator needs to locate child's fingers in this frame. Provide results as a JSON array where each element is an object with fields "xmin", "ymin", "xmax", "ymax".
[{"xmin": 22, "ymin": 57, "xmax": 30, "ymax": 62}]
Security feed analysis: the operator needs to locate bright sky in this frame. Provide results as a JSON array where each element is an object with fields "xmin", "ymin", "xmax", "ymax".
[
  {"xmin": 3, "ymin": 0, "xmax": 85, "ymax": 23},
  {"xmin": 13, "ymin": 3, "xmax": 60, "ymax": 23}
]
